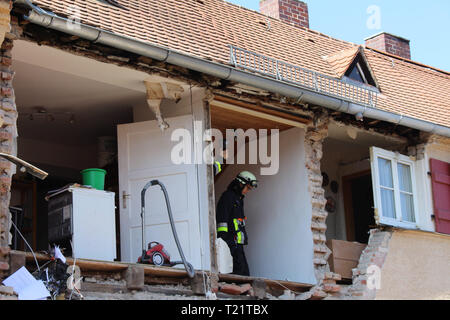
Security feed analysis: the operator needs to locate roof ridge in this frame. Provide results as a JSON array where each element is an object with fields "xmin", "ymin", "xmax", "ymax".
[{"xmin": 365, "ymin": 46, "xmax": 450, "ymax": 78}]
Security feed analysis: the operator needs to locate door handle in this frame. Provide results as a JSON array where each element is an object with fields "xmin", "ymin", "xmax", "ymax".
[{"xmin": 122, "ymin": 191, "xmax": 130, "ymax": 209}]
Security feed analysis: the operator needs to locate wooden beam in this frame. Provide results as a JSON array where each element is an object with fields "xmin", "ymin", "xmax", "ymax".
[
  {"xmin": 218, "ymin": 273, "xmax": 313, "ymax": 293},
  {"xmin": 19, "ymin": 251, "xmax": 190, "ymax": 278},
  {"xmin": 211, "ymin": 100, "xmax": 308, "ymax": 129},
  {"xmin": 213, "ymin": 95, "xmax": 311, "ymax": 125}
]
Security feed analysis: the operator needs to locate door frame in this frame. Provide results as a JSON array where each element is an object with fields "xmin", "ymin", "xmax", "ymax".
[{"xmin": 342, "ymin": 170, "xmax": 371, "ymax": 242}]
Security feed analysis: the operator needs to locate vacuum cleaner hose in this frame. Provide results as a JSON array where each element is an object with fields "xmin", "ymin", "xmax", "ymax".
[{"xmin": 141, "ymin": 180, "xmax": 195, "ymax": 278}]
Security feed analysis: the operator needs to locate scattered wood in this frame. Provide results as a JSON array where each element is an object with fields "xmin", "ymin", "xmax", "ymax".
[
  {"xmin": 218, "ymin": 273, "xmax": 312, "ymax": 294},
  {"xmin": 219, "ymin": 283, "xmax": 252, "ymax": 296}
]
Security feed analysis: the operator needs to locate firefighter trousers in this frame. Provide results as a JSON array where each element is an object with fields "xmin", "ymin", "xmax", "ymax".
[{"xmin": 230, "ymin": 244, "xmax": 249, "ymax": 276}]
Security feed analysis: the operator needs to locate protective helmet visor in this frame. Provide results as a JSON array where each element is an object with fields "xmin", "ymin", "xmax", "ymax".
[{"xmin": 248, "ymin": 179, "xmax": 258, "ymax": 188}]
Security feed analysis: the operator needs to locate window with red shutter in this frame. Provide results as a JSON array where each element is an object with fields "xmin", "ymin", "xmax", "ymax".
[{"xmin": 430, "ymin": 158, "xmax": 450, "ymax": 235}]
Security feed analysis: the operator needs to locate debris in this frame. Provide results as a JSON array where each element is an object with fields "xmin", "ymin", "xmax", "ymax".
[
  {"xmin": 2, "ymin": 266, "xmax": 50, "ymax": 300},
  {"xmin": 219, "ymin": 283, "xmax": 252, "ymax": 296},
  {"xmin": 54, "ymin": 245, "xmax": 66, "ymax": 264},
  {"xmin": 0, "ymin": 285, "xmax": 15, "ymax": 296},
  {"xmin": 35, "ymin": 258, "xmax": 71, "ymax": 299},
  {"xmin": 278, "ymin": 289, "xmax": 295, "ymax": 300}
]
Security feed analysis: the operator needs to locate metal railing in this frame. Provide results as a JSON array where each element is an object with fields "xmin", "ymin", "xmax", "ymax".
[{"xmin": 229, "ymin": 45, "xmax": 378, "ymax": 108}]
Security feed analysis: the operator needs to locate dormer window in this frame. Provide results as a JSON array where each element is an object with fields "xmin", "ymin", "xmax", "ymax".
[{"xmin": 345, "ymin": 55, "xmax": 376, "ymax": 87}]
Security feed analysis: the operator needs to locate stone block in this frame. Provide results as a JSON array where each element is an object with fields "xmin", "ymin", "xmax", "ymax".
[
  {"xmin": 251, "ymin": 279, "xmax": 267, "ymax": 299},
  {"xmin": 123, "ymin": 265, "xmax": 144, "ymax": 291},
  {"xmin": 189, "ymin": 273, "xmax": 206, "ymax": 295}
]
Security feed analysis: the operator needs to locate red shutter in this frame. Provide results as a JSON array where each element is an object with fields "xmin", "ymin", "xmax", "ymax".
[{"xmin": 430, "ymin": 158, "xmax": 450, "ymax": 235}]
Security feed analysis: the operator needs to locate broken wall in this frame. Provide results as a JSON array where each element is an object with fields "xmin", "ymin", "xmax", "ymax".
[{"xmin": 0, "ymin": 0, "xmax": 14, "ymax": 280}]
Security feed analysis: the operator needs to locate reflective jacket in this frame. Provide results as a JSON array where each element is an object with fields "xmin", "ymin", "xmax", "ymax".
[
  {"xmin": 213, "ymin": 160, "xmax": 222, "ymax": 176},
  {"xmin": 216, "ymin": 181, "xmax": 248, "ymax": 246}
]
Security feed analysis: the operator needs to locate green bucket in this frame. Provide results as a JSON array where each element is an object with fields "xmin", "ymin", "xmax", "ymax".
[{"xmin": 81, "ymin": 168, "xmax": 107, "ymax": 190}]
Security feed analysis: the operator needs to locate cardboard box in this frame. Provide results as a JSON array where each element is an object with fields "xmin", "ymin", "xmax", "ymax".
[{"xmin": 326, "ymin": 239, "xmax": 367, "ymax": 279}]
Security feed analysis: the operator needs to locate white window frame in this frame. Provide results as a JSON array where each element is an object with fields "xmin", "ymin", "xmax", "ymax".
[{"xmin": 370, "ymin": 147, "xmax": 420, "ymax": 229}]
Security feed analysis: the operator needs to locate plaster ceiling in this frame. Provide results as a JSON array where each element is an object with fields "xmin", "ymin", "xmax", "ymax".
[{"xmin": 11, "ymin": 40, "xmax": 188, "ymax": 146}]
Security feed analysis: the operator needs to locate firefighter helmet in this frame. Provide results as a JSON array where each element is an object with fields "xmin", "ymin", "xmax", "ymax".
[{"xmin": 236, "ymin": 171, "xmax": 258, "ymax": 188}]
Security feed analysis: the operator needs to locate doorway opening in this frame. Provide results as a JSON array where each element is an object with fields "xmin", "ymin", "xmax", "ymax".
[
  {"xmin": 209, "ymin": 96, "xmax": 316, "ymax": 285},
  {"xmin": 342, "ymin": 171, "xmax": 374, "ymax": 244}
]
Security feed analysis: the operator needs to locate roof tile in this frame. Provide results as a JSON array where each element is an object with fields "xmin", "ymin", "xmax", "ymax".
[{"xmin": 29, "ymin": 0, "xmax": 450, "ymax": 128}]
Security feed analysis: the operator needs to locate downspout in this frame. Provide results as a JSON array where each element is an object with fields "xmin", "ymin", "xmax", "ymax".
[{"xmin": 14, "ymin": 0, "xmax": 450, "ymax": 138}]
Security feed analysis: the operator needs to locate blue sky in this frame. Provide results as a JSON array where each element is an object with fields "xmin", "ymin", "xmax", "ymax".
[{"xmin": 226, "ymin": 0, "xmax": 450, "ymax": 72}]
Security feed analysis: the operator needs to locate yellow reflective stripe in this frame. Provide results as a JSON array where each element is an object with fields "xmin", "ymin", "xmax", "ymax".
[
  {"xmin": 215, "ymin": 161, "xmax": 222, "ymax": 173},
  {"xmin": 217, "ymin": 226, "xmax": 228, "ymax": 232},
  {"xmin": 233, "ymin": 219, "xmax": 244, "ymax": 244},
  {"xmin": 237, "ymin": 232, "xmax": 242, "ymax": 244}
]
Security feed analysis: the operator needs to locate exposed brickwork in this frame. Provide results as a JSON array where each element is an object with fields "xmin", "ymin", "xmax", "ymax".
[
  {"xmin": 0, "ymin": 246, "xmax": 15, "ymax": 299},
  {"xmin": 365, "ymin": 32, "xmax": 411, "ymax": 60},
  {"xmin": 260, "ymin": 0, "xmax": 309, "ymax": 29},
  {"xmin": 304, "ymin": 114, "xmax": 330, "ymax": 276},
  {"xmin": 0, "ymin": 2, "xmax": 14, "ymax": 290},
  {"xmin": 0, "ymin": 0, "xmax": 10, "ymax": 46},
  {"xmin": 343, "ymin": 229, "xmax": 392, "ymax": 300},
  {"xmin": 292, "ymin": 113, "xmax": 346, "ymax": 300}
]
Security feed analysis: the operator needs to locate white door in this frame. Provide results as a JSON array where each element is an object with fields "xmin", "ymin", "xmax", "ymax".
[{"xmin": 118, "ymin": 115, "xmax": 202, "ymax": 268}]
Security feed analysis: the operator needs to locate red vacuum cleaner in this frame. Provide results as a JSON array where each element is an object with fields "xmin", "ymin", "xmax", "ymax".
[{"xmin": 137, "ymin": 180, "xmax": 195, "ymax": 278}]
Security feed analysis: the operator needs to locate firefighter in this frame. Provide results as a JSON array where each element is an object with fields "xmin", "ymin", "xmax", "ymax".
[
  {"xmin": 213, "ymin": 139, "xmax": 228, "ymax": 176},
  {"xmin": 216, "ymin": 171, "xmax": 258, "ymax": 276}
]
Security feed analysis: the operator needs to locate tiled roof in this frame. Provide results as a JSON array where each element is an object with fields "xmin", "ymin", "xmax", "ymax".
[
  {"xmin": 29, "ymin": 0, "xmax": 450, "ymax": 128},
  {"xmin": 324, "ymin": 47, "xmax": 360, "ymax": 78}
]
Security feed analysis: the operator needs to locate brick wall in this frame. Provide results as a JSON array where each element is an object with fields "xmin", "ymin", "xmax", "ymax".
[
  {"xmin": 0, "ymin": 0, "xmax": 14, "ymax": 286},
  {"xmin": 365, "ymin": 32, "xmax": 411, "ymax": 60},
  {"xmin": 260, "ymin": 0, "xmax": 310, "ymax": 29},
  {"xmin": 345, "ymin": 230, "xmax": 392, "ymax": 299},
  {"xmin": 299, "ymin": 114, "xmax": 344, "ymax": 299}
]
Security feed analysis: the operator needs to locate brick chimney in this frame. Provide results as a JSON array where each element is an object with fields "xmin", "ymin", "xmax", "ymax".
[
  {"xmin": 260, "ymin": 0, "xmax": 310, "ymax": 29},
  {"xmin": 365, "ymin": 32, "xmax": 411, "ymax": 60}
]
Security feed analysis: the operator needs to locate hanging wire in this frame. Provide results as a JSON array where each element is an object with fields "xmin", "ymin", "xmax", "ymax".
[{"xmin": 10, "ymin": 219, "xmax": 40, "ymax": 273}]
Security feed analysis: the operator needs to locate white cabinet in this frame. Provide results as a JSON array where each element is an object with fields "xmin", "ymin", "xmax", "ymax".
[{"xmin": 48, "ymin": 186, "xmax": 116, "ymax": 262}]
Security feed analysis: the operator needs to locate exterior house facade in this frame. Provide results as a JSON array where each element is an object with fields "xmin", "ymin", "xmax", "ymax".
[{"xmin": 0, "ymin": 0, "xmax": 448, "ymax": 300}]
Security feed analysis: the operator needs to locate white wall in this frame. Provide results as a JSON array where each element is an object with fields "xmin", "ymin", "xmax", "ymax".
[{"xmin": 214, "ymin": 127, "xmax": 316, "ymax": 285}]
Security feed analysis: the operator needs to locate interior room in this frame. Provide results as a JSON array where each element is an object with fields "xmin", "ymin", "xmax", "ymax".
[
  {"xmin": 210, "ymin": 99, "xmax": 317, "ymax": 285},
  {"xmin": 10, "ymin": 40, "xmax": 205, "ymax": 267},
  {"xmin": 322, "ymin": 122, "xmax": 407, "ymax": 244},
  {"xmin": 10, "ymin": 40, "xmax": 147, "ymax": 257},
  {"xmin": 321, "ymin": 121, "xmax": 407, "ymax": 279}
]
